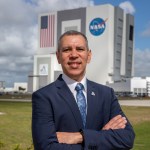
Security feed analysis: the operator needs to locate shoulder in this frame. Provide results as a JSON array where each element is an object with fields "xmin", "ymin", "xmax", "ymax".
[
  {"xmin": 87, "ymin": 79, "xmax": 116, "ymax": 97},
  {"xmin": 33, "ymin": 74, "xmax": 64, "ymax": 96},
  {"xmin": 87, "ymin": 80, "xmax": 117, "ymax": 102},
  {"xmin": 87, "ymin": 79, "xmax": 112, "ymax": 91},
  {"xmin": 32, "ymin": 82, "xmax": 56, "ymax": 97}
]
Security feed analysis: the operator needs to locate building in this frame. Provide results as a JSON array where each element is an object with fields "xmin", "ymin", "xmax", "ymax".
[
  {"xmin": 14, "ymin": 82, "xmax": 28, "ymax": 93},
  {"xmin": 1, "ymin": 82, "xmax": 28, "ymax": 93},
  {"xmin": 107, "ymin": 77, "xmax": 150, "ymax": 97},
  {"xmin": 0, "ymin": 81, "xmax": 5, "ymax": 92},
  {"xmin": 28, "ymin": 4, "xmax": 134, "ymax": 92}
]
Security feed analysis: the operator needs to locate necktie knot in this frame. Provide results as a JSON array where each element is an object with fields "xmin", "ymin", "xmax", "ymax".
[{"xmin": 75, "ymin": 83, "xmax": 84, "ymax": 91}]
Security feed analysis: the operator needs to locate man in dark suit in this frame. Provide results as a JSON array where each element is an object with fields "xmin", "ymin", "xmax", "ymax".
[{"xmin": 32, "ymin": 30, "xmax": 135, "ymax": 150}]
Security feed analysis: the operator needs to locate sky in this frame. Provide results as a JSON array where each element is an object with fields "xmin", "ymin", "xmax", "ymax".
[{"xmin": 0, "ymin": 0, "xmax": 150, "ymax": 87}]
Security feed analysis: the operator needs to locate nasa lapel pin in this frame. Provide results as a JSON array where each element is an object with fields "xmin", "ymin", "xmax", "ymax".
[{"xmin": 91, "ymin": 91, "xmax": 95, "ymax": 96}]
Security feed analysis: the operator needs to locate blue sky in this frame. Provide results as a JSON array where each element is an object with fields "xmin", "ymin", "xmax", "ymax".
[
  {"xmin": 94, "ymin": 0, "xmax": 150, "ymax": 77},
  {"xmin": 0, "ymin": 0, "xmax": 150, "ymax": 87},
  {"xmin": 94, "ymin": 0, "xmax": 150, "ymax": 50}
]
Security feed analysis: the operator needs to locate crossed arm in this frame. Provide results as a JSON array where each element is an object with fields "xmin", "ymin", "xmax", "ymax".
[
  {"xmin": 57, "ymin": 114, "xmax": 127, "ymax": 144},
  {"xmin": 32, "ymin": 88, "xmax": 135, "ymax": 149}
]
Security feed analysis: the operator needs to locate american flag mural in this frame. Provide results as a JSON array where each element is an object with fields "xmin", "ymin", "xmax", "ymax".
[{"xmin": 40, "ymin": 15, "xmax": 55, "ymax": 48}]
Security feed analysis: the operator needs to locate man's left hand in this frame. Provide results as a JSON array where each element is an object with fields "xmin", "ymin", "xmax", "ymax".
[{"xmin": 56, "ymin": 132, "xmax": 83, "ymax": 144}]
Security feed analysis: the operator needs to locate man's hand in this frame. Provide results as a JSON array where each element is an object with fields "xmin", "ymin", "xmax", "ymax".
[
  {"xmin": 102, "ymin": 115, "xmax": 127, "ymax": 130},
  {"xmin": 56, "ymin": 132, "xmax": 83, "ymax": 144},
  {"xmin": 56, "ymin": 115, "xmax": 127, "ymax": 144}
]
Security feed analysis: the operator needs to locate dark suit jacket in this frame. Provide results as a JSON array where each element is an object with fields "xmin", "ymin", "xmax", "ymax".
[{"xmin": 32, "ymin": 75, "xmax": 135, "ymax": 150}]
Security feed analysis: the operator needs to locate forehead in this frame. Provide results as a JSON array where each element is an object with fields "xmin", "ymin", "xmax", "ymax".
[{"xmin": 60, "ymin": 35, "xmax": 86, "ymax": 45}]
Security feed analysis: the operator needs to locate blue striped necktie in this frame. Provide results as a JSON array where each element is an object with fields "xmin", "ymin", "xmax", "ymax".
[{"xmin": 75, "ymin": 83, "xmax": 86, "ymax": 127}]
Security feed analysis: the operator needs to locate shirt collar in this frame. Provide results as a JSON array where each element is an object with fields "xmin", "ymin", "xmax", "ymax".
[{"xmin": 62, "ymin": 74, "xmax": 87, "ymax": 93}]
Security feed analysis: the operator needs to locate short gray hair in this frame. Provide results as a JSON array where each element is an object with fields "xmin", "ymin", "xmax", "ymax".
[{"xmin": 57, "ymin": 30, "xmax": 89, "ymax": 51}]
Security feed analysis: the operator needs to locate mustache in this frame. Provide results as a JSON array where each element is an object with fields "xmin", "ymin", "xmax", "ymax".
[{"xmin": 68, "ymin": 61, "xmax": 82, "ymax": 64}]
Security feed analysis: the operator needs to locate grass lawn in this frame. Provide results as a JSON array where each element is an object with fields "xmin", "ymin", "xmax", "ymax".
[
  {"xmin": 122, "ymin": 106, "xmax": 150, "ymax": 150},
  {"xmin": 0, "ymin": 101, "xmax": 32, "ymax": 150},
  {"xmin": 0, "ymin": 101, "xmax": 150, "ymax": 150}
]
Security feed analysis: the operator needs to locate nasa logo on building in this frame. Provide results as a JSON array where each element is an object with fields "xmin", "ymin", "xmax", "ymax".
[{"xmin": 89, "ymin": 18, "xmax": 107, "ymax": 36}]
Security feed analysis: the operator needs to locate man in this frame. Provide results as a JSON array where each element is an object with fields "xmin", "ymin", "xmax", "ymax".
[{"xmin": 32, "ymin": 30, "xmax": 135, "ymax": 150}]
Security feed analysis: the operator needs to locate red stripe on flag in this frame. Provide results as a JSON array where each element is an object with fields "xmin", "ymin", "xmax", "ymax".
[{"xmin": 40, "ymin": 15, "xmax": 55, "ymax": 48}]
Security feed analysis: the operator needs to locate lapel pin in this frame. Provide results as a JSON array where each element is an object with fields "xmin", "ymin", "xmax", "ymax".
[{"xmin": 91, "ymin": 91, "xmax": 95, "ymax": 96}]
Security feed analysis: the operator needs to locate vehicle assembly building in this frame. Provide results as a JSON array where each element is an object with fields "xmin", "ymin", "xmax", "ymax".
[{"xmin": 28, "ymin": 4, "xmax": 134, "ymax": 92}]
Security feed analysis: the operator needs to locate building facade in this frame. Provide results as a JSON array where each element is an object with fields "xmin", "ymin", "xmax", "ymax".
[
  {"xmin": 0, "ymin": 81, "xmax": 5, "ymax": 92},
  {"xmin": 29, "ymin": 4, "xmax": 134, "ymax": 92},
  {"xmin": 107, "ymin": 77, "xmax": 150, "ymax": 97}
]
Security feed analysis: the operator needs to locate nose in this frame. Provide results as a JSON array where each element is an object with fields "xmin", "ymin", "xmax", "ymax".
[{"xmin": 70, "ymin": 49, "xmax": 78, "ymax": 57}]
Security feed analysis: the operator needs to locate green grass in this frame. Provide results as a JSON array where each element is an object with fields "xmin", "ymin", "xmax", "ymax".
[
  {"xmin": 0, "ymin": 101, "xmax": 32, "ymax": 150},
  {"xmin": 133, "ymin": 122, "xmax": 150, "ymax": 150},
  {"xmin": 121, "ymin": 106, "xmax": 150, "ymax": 150},
  {"xmin": 0, "ymin": 101, "xmax": 150, "ymax": 150}
]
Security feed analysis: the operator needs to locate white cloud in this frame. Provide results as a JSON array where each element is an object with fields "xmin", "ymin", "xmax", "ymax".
[
  {"xmin": 141, "ymin": 23, "xmax": 150, "ymax": 37},
  {"xmin": 134, "ymin": 48, "xmax": 150, "ymax": 76},
  {"xmin": 34, "ymin": 0, "xmax": 94, "ymax": 13},
  {"xmin": 0, "ymin": 0, "xmax": 149, "ymax": 89},
  {"xmin": 119, "ymin": 1, "xmax": 135, "ymax": 14},
  {"xmin": 0, "ymin": 0, "xmax": 94, "ymax": 87},
  {"xmin": 141, "ymin": 28, "xmax": 150, "ymax": 37}
]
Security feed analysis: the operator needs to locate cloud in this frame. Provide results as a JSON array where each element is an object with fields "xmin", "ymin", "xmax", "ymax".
[
  {"xmin": 134, "ymin": 48, "xmax": 150, "ymax": 76},
  {"xmin": 119, "ymin": 1, "xmax": 135, "ymax": 14},
  {"xmin": 0, "ymin": 0, "xmax": 94, "ymax": 87},
  {"xmin": 141, "ymin": 23, "xmax": 150, "ymax": 37},
  {"xmin": 34, "ymin": 0, "xmax": 94, "ymax": 13}
]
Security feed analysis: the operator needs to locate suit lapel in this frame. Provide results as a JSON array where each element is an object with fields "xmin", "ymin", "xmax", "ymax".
[
  {"xmin": 55, "ymin": 75, "xmax": 84, "ymax": 129},
  {"xmin": 86, "ymin": 80, "xmax": 99, "ymax": 128}
]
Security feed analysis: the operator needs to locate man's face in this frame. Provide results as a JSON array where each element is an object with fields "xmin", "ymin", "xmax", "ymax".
[{"xmin": 56, "ymin": 35, "xmax": 92, "ymax": 81}]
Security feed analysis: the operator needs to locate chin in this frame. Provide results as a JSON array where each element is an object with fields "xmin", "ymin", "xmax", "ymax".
[{"xmin": 67, "ymin": 71, "xmax": 84, "ymax": 80}]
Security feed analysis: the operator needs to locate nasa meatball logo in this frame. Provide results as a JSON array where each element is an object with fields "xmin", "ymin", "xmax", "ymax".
[{"xmin": 89, "ymin": 18, "xmax": 108, "ymax": 36}]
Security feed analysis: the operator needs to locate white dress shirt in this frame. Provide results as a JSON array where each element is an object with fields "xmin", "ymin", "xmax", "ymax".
[{"xmin": 62, "ymin": 74, "xmax": 88, "ymax": 112}]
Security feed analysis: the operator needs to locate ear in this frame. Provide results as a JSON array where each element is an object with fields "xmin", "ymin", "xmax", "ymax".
[
  {"xmin": 87, "ymin": 50, "xmax": 92, "ymax": 64},
  {"xmin": 56, "ymin": 51, "xmax": 61, "ymax": 64}
]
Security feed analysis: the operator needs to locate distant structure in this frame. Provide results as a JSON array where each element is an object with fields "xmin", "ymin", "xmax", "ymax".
[
  {"xmin": 2, "ymin": 82, "xmax": 28, "ymax": 93},
  {"xmin": 0, "ymin": 81, "xmax": 5, "ymax": 92},
  {"xmin": 28, "ymin": 4, "xmax": 134, "ymax": 92},
  {"xmin": 108, "ymin": 77, "xmax": 150, "ymax": 97},
  {"xmin": 14, "ymin": 82, "xmax": 28, "ymax": 93}
]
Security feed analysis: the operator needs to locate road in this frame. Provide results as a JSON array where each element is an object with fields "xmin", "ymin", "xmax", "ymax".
[
  {"xmin": 119, "ymin": 100, "xmax": 150, "ymax": 107},
  {"xmin": 0, "ymin": 99, "xmax": 150, "ymax": 107}
]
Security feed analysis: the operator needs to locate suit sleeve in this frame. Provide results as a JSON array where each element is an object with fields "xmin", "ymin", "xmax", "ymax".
[
  {"xmin": 32, "ymin": 91, "xmax": 82, "ymax": 150},
  {"xmin": 82, "ymin": 88, "xmax": 135, "ymax": 150}
]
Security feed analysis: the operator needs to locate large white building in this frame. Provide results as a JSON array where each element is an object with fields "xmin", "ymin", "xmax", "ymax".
[
  {"xmin": 107, "ymin": 77, "xmax": 150, "ymax": 97},
  {"xmin": 28, "ymin": 4, "xmax": 134, "ymax": 92}
]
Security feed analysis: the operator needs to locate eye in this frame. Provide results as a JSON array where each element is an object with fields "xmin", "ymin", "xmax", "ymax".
[
  {"xmin": 76, "ymin": 47, "xmax": 85, "ymax": 52},
  {"xmin": 61, "ymin": 47, "xmax": 71, "ymax": 53}
]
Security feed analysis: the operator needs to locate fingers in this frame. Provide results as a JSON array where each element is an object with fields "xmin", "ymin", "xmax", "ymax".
[
  {"xmin": 110, "ymin": 116, "xmax": 127, "ymax": 129},
  {"xmin": 102, "ymin": 115, "xmax": 127, "ymax": 130},
  {"xmin": 109, "ymin": 115, "xmax": 127, "ymax": 129}
]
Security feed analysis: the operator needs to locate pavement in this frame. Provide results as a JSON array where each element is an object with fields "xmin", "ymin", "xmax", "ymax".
[
  {"xmin": 119, "ymin": 100, "xmax": 150, "ymax": 107},
  {"xmin": 0, "ymin": 99, "xmax": 150, "ymax": 107},
  {"xmin": 0, "ymin": 99, "xmax": 31, "ymax": 102}
]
